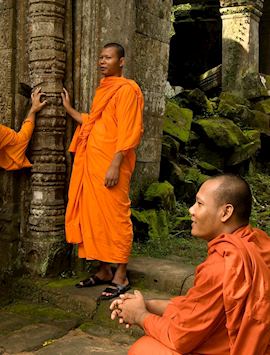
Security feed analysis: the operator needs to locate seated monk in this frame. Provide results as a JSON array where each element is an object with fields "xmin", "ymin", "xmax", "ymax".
[
  {"xmin": 110, "ymin": 174, "xmax": 270, "ymax": 355},
  {"xmin": 0, "ymin": 87, "xmax": 46, "ymax": 170}
]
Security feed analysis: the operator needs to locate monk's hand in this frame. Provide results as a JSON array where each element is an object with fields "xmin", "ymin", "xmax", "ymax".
[
  {"xmin": 29, "ymin": 87, "xmax": 47, "ymax": 114},
  {"xmin": 110, "ymin": 293, "xmax": 136, "ymax": 328},
  {"xmin": 61, "ymin": 88, "xmax": 72, "ymax": 112},
  {"xmin": 114, "ymin": 290, "xmax": 150, "ymax": 328},
  {"xmin": 104, "ymin": 163, "xmax": 120, "ymax": 188}
]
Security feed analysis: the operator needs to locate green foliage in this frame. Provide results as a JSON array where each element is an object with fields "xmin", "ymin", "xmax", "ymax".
[
  {"xmin": 247, "ymin": 173, "xmax": 270, "ymax": 235},
  {"xmin": 132, "ymin": 202, "xmax": 207, "ymax": 265}
]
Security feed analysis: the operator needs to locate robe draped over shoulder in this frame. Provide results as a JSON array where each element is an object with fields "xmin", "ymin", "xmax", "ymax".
[
  {"xmin": 65, "ymin": 76, "xmax": 144, "ymax": 263},
  {"xmin": 0, "ymin": 119, "xmax": 34, "ymax": 170},
  {"xmin": 130, "ymin": 225, "xmax": 270, "ymax": 355}
]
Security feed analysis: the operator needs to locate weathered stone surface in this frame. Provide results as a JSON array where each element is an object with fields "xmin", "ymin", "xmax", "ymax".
[
  {"xmin": 228, "ymin": 129, "xmax": 261, "ymax": 165},
  {"xmin": 144, "ymin": 181, "xmax": 176, "ymax": 211},
  {"xmin": 194, "ymin": 118, "xmax": 248, "ymax": 148},
  {"xmin": 254, "ymin": 97, "xmax": 270, "ymax": 114},
  {"xmin": 220, "ymin": 1, "xmax": 263, "ymax": 91},
  {"xmin": 241, "ymin": 71, "xmax": 270, "ymax": 99},
  {"xmin": 163, "ymin": 100, "xmax": 193, "ymax": 143},
  {"xmin": 0, "ymin": 323, "xmax": 67, "ymax": 353},
  {"xmin": 132, "ymin": 208, "xmax": 170, "ymax": 240},
  {"xmin": 161, "ymin": 135, "xmax": 181, "ymax": 161},
  {"xmin": 182, "ymin": 88, "xmax": 214, "ymax": 115}
]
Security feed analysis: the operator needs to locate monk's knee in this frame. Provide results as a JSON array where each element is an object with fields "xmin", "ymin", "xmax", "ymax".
[{"xmin": 128, "ymin": 335, "xmax": 180, "ymax": 355}]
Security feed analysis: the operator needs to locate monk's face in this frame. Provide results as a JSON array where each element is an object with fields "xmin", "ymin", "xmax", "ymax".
[
  {"xmin": 99, "ymin": 47, "xmax": 124, "ymax": 77},
  {"xmin": 189, "ymin": 179, "xmax": 226, "ymax": 241}
]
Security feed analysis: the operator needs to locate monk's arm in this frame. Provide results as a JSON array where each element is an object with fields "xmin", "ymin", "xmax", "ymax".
[
  {"xmin": 61, "ymin": 88, "xmax": 82, "ymax": 124},
  {"xmin": 145, "ymin": 299, "xmax": 170, "ymax": 316},
  {"xmin": 104, "ymin": 151, "xmax": 124, "ymax": 187},
  {"xmin": 10, "ymin": 87, "xmax": 47, "ymax": 145}
]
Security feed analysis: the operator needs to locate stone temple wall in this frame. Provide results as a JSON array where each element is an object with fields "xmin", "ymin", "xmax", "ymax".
[{"xmin": 0, "ymin": 0, "xmax": 172, "ymax": 278}]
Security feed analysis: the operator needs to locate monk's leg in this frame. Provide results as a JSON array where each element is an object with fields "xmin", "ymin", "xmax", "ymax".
[
  {"xmin": 128, "ymin": 336, "xmax": 181, "ymax": 355},
  {"xmin": 95, "ymin": 261, "xmax": 113, "ymax": 281},
  {"xmin": 112, "ymin": 263, "xmax": 129, "ymax": 286}
]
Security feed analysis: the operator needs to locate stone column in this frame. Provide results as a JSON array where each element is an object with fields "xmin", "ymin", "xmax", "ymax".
[
  {"xmin": 220, "ymin": 0, "xmax": 264, "ymax": 91},
  {"xmin": 23, "ymin": 0, "xmax": 67, "ymax": 275},
  {"xmin": 132, "ymin": 0, "xmax": 172, "ymax": 200},
  {"xmin": 0, "ymin": 0, "xmax": 18, "ymax": 276}
]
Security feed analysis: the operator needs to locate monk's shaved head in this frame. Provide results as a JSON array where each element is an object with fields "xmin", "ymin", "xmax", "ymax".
[
  {"xmin": 103, "ymin": 42, "xmax": 125, "ymax": 59},
  {"xmin": 209, "ymin": 174, "xmax": 252, "ymax": 223}
]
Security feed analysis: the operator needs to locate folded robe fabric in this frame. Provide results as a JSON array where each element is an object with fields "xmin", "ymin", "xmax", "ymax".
[
  {"xmin": 65, "ymin": 76, "xmax": 144, "ymax": 263},
  {"xmin": 133, "ymin": 225, "xmax": 270, "ymax": 355},
  {"xmin": 0, "ymin": 119, "xmax": 34, "ymax": 170}
]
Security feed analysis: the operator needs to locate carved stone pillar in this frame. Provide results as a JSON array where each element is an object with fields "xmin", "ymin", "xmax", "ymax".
[
  {"xmin": 23, "ymin": 0, "xmax": 67, "ymax": 275},
  {"xmin": 220, "ymin": 0, "xmax": 264, "ymax": 91},
  {"xmin": 0, "ymin": 0, "xmax": 17, "ymax": 276},
  {"xmin": 132, "ymin": 0, "xmax": 172, "ymax": 200}
]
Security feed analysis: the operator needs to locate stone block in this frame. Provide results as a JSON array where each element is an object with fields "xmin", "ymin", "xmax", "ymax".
[
  {"xmin": 163, "ymin": 100, "xmax": 193, "ymax": 143},
  {"xmin": 194, "ymin": 118, "xmax": 248, "ymax": 148}
]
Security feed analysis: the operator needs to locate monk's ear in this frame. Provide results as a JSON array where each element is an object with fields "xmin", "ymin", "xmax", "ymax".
[
  {"xmin": 221, "ymin": 204, "xmax": 234, "ymax": 222},
  {"xmin": 119, "ymin": 57, "xmax": 125, "ymax": 68}
]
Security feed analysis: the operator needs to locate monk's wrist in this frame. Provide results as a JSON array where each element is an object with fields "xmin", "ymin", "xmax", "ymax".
[{"xmin": 135, "ymin": 310, "xmax": 150, "ymax": 328}]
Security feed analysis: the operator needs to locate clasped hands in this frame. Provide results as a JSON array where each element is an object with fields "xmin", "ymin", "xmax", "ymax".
[{"xmin": 110, "ymin": 290, "xmax": 149, "ymax": 329}]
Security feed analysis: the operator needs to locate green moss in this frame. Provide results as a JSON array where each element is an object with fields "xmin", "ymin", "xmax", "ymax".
[
  {"xmin": 4, "ymin": 302, "xmax": 75, "ymax": 321},
  {"xmin": 163, "ymin": 100, "xmax": 193, "ymax": 143},
  {"xmin": 144, "ymin": 181, "xmax": 176, "ymax": 211},
  {"xmin": 132, "ymin": 208, "xmax": 170, "ymax": 240},
  {"xmin": 47, "ymin": 278, "xmax": 80, "ymax": 288},
  {"xmin": 195, "ymin": 118, "xmax": 247, "ymax": 148},
  {"xmin": 184, "ymin": 167, "xmax": 209, "ymax": 186},
  {"xmin": 254, "ymin": 98, "xmax": 270, "ymax": 114},
  {"xmin": 219, "ymin": 91, "xmax": 250, "ymax": 107}
]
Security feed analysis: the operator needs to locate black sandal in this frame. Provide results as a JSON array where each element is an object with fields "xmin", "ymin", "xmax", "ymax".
[
  {"xmin": 75, "ymin": 274, "xmax": 112, "ymax": 288},
  {"xmin": 98, "ymin": 282, "xmax": 131, "ymax": 300}
]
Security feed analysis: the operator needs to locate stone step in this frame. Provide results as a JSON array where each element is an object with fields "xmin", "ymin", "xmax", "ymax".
[{"xmin": 0, "ymin": 256, "xmax": 196, "ymax": 354}]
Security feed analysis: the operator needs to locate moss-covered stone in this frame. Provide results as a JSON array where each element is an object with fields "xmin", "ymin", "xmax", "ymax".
[
  {"xmin": 254, "ymin": 98, "xmax": 270, "ymax": 115},
  {"xmin": 194, "ymin": 118, "xmax": 248, "ymax": 148},
  {"xmin": 197, "ymin": 143, "xmax": 225, "ymax": 170},
  {"xmin": 217, "ymin": 100, "xmax": 253, "ymax": 125},
  {"xmin": 161, "ymin": 135, "xmax": 180, "ymax": 161},
  {"xmin": 4, "ymin": 302, "xmax": 76, "ymax": 321},
  {"xmin": 197, "ymin": 161, "xmax": 221, "ymax": 173},
  {"xmin": 219, "ymin": 91, "xmax": 250, "ymax": 107},
  {"xmin": 131, "ymin": 209, "xmax": 169, "ymax": 240},
  {"xmin": 184, "ymin": 167, "xmax": 209, "ymax": 186},
  {"xmin": 250, "ymin": 110, "xmax": 270, "ymax": 135},
  {"xmin": 184, "ymin": 88, "xmax": 214, "ymax": 115},
  {"xmin": 144, "ymin": 181, "xmax": 176, "ymax": 211},
  {"xmin": 163, "ymin": 100, "xmax": 193, "ymax": 143},
  {"xmin": 241, "ymin": 72, "xmax": 270, "ymax": 99},
  {"xmin": 227, "ymin": 130, "xmax": 261, "ymax": 166}
]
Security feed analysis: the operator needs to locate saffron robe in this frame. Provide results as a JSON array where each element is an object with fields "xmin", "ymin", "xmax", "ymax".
[
  {"xmin": 129, "ymin": 225, "xmax": 270, "ymax": 355},
  {"xmin": 65, "ymin": 76, "xmax": 144, "ymax": 263},
  {"xmin": 0, "ymin": 119, "xmax": 34, "ymax": 170}
]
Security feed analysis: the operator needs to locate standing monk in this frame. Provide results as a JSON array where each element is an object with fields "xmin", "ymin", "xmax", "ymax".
[
  {"xmin": 62, "ymin": 43, "xmax": 144, "ymax": 300},
  {"xmin": 111, "ymin": 174, "xmax": 270, "ymax": 354},
  {"xmin": 0, "ymin": 87, "xmax": 47, "ymax": 170}
]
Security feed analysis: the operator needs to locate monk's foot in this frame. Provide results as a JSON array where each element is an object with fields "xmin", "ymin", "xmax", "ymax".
[
  {"xmin": 98, "ymin": 282, "xmax": 131, "ymax": 301},
  {"xmin": 75, "ymin": 273, "xmax": 112, "ymax": 288}
]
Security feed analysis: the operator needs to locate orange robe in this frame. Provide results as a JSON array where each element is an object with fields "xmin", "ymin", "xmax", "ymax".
[
  {"xmin": 0, "ymin": 119, "xmax": 34, "ymax": 170},
  {"xmin": 129, "ymin": 225, "xmax": 270, "ymax": 355},
  {"xmin": 65, "ymin": 76, "xmax": 144, "ymax": 263}
]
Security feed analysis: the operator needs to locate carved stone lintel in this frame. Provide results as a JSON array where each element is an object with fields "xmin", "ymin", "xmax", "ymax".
[{"xmin": 220, "ymin": 0, "xmax": 264, "ymax": 10}]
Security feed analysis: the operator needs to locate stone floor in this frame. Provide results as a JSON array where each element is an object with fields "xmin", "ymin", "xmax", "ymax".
[{"xmin": 0, "ymin": 256, "xmax": 195, "ymax": 355}]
